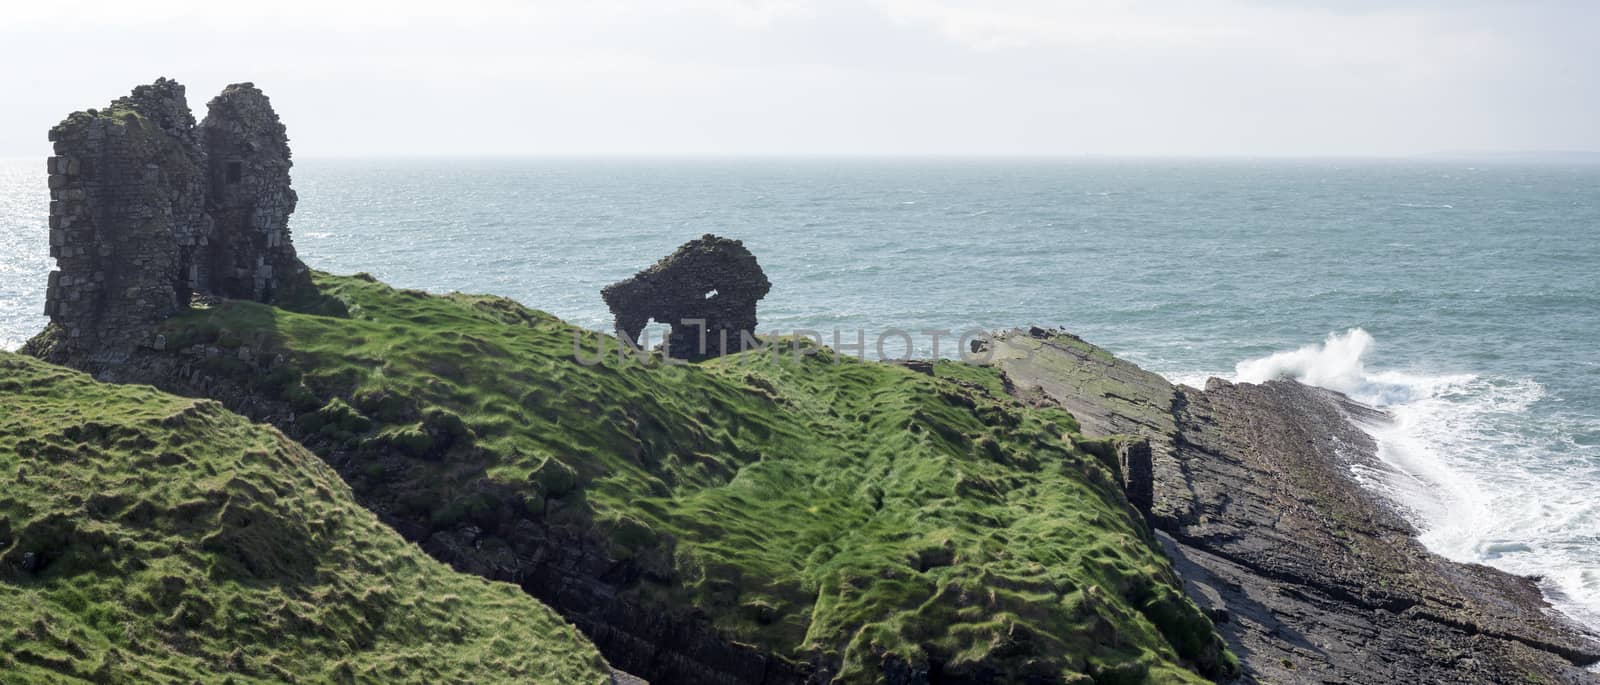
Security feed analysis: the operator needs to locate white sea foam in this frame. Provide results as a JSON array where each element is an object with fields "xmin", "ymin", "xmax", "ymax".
[
  {"xmin": 1237, "ymin": 328, "xmax": 1380, "ymax": 398},
  {"xmin": 1228, "ymin": 329, "xmax": 1600, "ymax": 631}
]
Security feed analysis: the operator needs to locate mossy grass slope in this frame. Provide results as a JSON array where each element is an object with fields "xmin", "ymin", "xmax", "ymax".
[
  {"xmin": 155, "ymin": 272, "xmax": 1232, "ymax": 683},
  {"xmin": 0, "ymin": 352, "xmax": 610, "ymax": 684}
]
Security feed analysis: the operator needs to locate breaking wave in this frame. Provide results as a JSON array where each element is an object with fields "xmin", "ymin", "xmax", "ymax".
[{"xmin": 1228, "ymin": 329, "xmax": 1600, "ymax": 630}]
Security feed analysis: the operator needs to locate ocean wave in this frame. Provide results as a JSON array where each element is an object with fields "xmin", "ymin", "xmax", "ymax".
[
  {"xmin": 1232, "ymin": 328, "xmax": 1470, "ymax": 406},
  {"xmin": 1230, "ymin": 328, "xmax": 1600, "ymax": 630}
]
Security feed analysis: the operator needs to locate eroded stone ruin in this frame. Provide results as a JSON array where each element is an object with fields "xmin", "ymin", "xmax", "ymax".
[
  {"xmin": 199, "ymin": 83, "xmax": 302, "ymax": 301},
  {"xmin": 42, "ymin": 78, "xmax": 304, "ymax": 362},
  {"xmin": 602, "ymin": 234, "xmax": 771, "ymax": 361}
]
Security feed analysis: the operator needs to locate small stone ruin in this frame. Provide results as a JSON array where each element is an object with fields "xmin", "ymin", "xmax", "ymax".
[
  {"xmin": 602, "ymin": 234, "xmax": 771, "ymax": 361},
  {"xmin": 42, "ymin": 78, "xmax": 305, "ymax": 362}
]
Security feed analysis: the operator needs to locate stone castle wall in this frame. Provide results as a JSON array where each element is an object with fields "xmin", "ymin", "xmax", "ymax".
[
  {"xmin": 42, "ymin": 79, "xmax": 304, "ymax": 362},
  {"xmin": 200, "ymin": 83, "xmax": 301, "ymax": 302}
]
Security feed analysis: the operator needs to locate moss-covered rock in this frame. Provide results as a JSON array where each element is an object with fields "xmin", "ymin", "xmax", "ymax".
[
  {"xmin": 137, "ymin": 272, "xmax": 1232, "ymax": 683},
  {"xmin": 0, "ymin": 352, "xmax": 610, "ymax": 684}
]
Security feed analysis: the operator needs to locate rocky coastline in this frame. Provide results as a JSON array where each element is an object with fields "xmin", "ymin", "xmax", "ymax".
[
  {"xmin": 11, "ymin": 79, "xmax": 1600, "ymax": 684},
  {"xmin": 985, "ymin": 327, "xmax": 1600, "ymax": 683}
]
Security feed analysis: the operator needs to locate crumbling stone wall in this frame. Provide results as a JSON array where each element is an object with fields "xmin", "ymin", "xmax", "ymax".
[
  {"xmin": 42, "ymin": 79, "xmax": 305, "ymax": 362},
  {"xmin": 45, "ymin": 79, "xmax": 210, "ymax": 361},
  {"xmin": 602, "ymin": 235, "xmax": 771, "ymax": 361},
  {"xmin": 201, "ymin": 83, "xmax": 303, "ymax": 301}
]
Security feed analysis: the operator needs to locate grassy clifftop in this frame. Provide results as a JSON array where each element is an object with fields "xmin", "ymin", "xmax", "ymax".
[
  {"xmin": 135, "ymin": 272, "xmax": 1233, "ymax": 684},
  {"xmin": 0, "ymin": 353, "xmax": 611, "ymax": 684}
]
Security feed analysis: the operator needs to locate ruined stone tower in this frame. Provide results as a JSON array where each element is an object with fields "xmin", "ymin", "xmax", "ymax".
[
  {"xmin": 42, "ymin": 79, "xmax": 305, "ymax": 362},
  {"xmin": 200, "ymin": 83, "xmax": 301, "ymax": 302}
]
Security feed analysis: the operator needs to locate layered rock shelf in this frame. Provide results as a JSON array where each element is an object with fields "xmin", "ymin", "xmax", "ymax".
[{"xmin": 986, "ymin": 328, "xmax": 1600, "ymax": 684}]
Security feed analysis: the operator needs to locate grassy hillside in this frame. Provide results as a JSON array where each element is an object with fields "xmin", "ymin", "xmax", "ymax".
[
  {"xmin": 0, "ymin": 352, "xmax": 611, "ymax": 684},
  {"xmin": 138, "ymin": 272, "xmax": 1233, "ymax": 683}
]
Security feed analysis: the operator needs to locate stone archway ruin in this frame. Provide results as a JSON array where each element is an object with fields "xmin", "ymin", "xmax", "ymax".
[{"xmin": 601, "ymin": 235, "xmax": 771, "ymax": 362}]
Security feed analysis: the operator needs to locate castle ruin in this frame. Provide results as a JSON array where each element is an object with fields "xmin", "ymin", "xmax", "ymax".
[
  {"xmin": 602, "ymin": 235, "xmax": 771, "ymax": 361},
  {"xmin": 42, "ymin": 78, "xmax": 304, "ymax": 362}
]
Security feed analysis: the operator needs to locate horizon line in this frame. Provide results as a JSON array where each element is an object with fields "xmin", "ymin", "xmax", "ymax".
[{"xmin": 4, "ymin": 151, "xmax": 1599, "ymax": 164}]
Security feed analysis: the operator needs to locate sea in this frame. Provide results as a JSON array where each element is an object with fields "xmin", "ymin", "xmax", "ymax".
[{"xmin": 2, "ymin": 157, "xmax": 1597, "ymax": 632}]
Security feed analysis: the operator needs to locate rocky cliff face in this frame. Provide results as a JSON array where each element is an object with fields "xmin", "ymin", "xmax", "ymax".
[
  {"xmin": 987, "ymin": 328, "xmax": 1600, "ymax": 684},
  {"xmin": 38, "ymin": 79, "xmax": 305, "ymax": 364}
]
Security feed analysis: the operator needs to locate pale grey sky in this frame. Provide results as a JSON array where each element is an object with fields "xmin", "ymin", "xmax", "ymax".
[{"xmin": 2, "ymin": 1, "xmax": 1596, "ymax": 158}]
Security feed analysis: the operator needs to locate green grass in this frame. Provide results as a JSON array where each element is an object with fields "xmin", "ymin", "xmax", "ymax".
[
  {"xmin": 0, "ymin": 353, "xmax": 611, "ymax": 684},
  {"xmin": 147, "ymin": 272, "xmax": 1233, "ymax": 683}
]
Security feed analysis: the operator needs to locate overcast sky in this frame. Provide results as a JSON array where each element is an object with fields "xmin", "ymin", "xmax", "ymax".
[{"xmin": 2, "ymin": 1, "xmax": 1596, "ymax": 158}]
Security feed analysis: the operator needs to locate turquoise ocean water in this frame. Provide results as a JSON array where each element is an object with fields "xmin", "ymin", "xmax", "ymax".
[{"xmin": 3, "ymin": 157, "xmax": 1597, "ymax": 629}]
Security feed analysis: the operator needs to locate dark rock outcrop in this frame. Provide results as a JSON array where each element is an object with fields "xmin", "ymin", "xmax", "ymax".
[
  {"xmin": 602, "ymin": 235, "xmax": 770, "ymax": 361},
  {"xmin": 987, "ymin": 328, "xmax": 1600, "ymax": 684},
  {"xmin": 38, "ymin": 78, "xmax": 305, "ymax": 363}
]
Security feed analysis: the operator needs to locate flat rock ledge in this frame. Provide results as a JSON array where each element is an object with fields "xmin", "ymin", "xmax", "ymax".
[{"xmin": 987, "ymin": 327, "xmax": 1600, "ymax": 684}]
